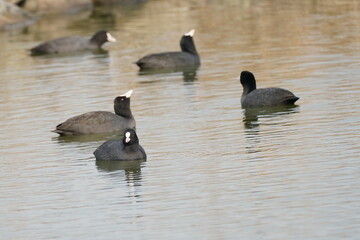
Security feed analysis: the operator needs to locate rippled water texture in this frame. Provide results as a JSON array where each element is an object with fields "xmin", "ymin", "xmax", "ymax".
[{"xmin": 1, "ymin": 0, "xmax": 360, "ymax": 239}]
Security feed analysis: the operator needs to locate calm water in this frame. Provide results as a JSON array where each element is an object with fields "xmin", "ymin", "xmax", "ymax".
[{"xmin": 1, "ymin": 0, "xmax": 360, "ymax": 239}]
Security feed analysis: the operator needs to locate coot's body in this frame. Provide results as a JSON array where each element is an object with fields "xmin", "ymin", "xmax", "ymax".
[
  {"xmin": 240, "ymin": 71, "xmax": 299, "ymax": 108},
  {"xmin": 94, "ymin": 129, "xmax": 146, "ymax": 161},
  {"xmin": 136, "ymin": 29, "xmax": 200, "ymax": 70},
  {"xmin": 31, "ymin": 30, "xmax": 116, "ymax": 55},
  {"xmin": 53, "ymin": 90, "xmax": 135, "ymax": 136}
]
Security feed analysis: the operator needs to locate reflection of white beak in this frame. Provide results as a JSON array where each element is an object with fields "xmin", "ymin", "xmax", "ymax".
[
  {"xmin": 120, "ymin": 90, "xmax": 133, "ymax": 98},
  {"xmin": 184, "ymin": 29, "xmax": 195, "ymax": 37},
  {"xmin": 106, "ymin": 32, "xmax": 117, "ymax": 42}
]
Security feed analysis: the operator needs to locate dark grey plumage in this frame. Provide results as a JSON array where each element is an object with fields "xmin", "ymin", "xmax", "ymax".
[
  {"xmin": 94, "ymin": 129, "xmax": 146, "ymax": 161},
  {"xmin": 136, "ymin": 29, "xmax": 200, "ymax": 70},
  {"xmin": 30, "ymin": 30, "xmax": 116, "ymax": 55},
  {"xmin": 240, "ymin": 71, "xmax": 299, "ymax": 108},
  {"xmin": 53, "ymin": 90, "xmax": 135, "ymax": 136}
]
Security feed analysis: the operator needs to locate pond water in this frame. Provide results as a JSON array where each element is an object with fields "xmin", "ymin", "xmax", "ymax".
[{"xmin": 1, "ymin": 0, "xmax": 360, "ymax": 239}]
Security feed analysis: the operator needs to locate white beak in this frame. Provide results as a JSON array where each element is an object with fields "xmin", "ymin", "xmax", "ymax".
[
  {"xmin": 184, "ymin": 29, "xmax": 195, "ymax": 37},
  {"xmin": 120, "ymin": 90, "xmax": 133, "ymax": 98},
  {"xmin": 125, "ymin": 132, "xmax": 131, "ymax": 143},
  {"xmin": 106, "ymin": 32, "xmax": 117, "ymax": 42}
]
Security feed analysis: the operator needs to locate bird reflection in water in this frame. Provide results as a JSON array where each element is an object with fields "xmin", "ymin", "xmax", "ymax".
[
  {"xmin": 242, "ymin": 105, "xmax": 299, "ymax": 155},
  {"xmin": 96, "ymin": 159, "xmax": 144, "ymax": 172},
  {"xmin": 96, "ymin": 159, "xmax": 145, "ymax": 201},
  {"xmin": 243, "ymin": 105, "xmax": 300, "ymax": 129},
  {"xmin": 96, "ymin": 159, "xmax": 144, "ymax": 185},
  {"xmin": 54, "ymin": 132, "xmax": 122, "ymax": 144},
  {"xmin": 138, "ymin": 66, "xmax": 199, "ymax": 82}
]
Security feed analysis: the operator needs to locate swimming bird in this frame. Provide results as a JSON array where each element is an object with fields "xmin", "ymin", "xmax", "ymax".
[
  {"xmin": 94, "ymin": 129, "xmax": 146, "ymax": 161},
  {"xmin": 135, "ymin": 29, "xmax": 200, "ymax": 70},
  {"xmin": 53, "ymin": 90, "xmax": 135, "ymax": 136},
  {"xmin": 240, "ymin": 71, "xmax": 299, "ymax": 108},
  {"xmin": 30, "ymin": 30, "xmax": 116, "ymax": 55}
]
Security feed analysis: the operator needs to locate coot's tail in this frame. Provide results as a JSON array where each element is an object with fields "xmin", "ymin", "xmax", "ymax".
[
  {"xmin": 135, "ymin": 60, "xmax": 144, "ymax": 69},
  {"xmin": 52, "ymin": 124, "xmax": 76, "ymax": 136},
  {"xmin": 284, "ymin": 96, "xmax": 299, "ymax": 105}
]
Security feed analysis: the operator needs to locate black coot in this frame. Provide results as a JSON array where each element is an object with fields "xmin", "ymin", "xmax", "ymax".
[
  {"xmin": 30, "ymin": 30, "xmax": 116, "ymax": 55},
  {"xmin": 94, "ymin": 129, "xmax": 146, "ymax": 161},
  {"xmin": 240, "ymin": 71, "xmax": 299, "ymax": 108},
  {"xmin": 136, "ymin": 29, "xmax": 200, "ymax": 70},
  {"xmin": 53, "ymin": 90, "xmax": 135, "ymax": 135}
]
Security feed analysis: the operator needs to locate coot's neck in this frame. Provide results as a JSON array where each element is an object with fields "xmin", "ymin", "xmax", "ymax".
[
  {"xmin": 123, "ymin": 144, "xmax": 139, "ymax": 153},
  {"xmin": 242, "ymin": 83, "xmax": 256, "ymax": 97},
  {"xmin": 241, "ymin": 87, "xmax": 253, "ymax": 103},
  {"xmin": 90, "ymin": 33, "xmax": 106, "ymax": 48},
  {"xmin": 115, "ymin": 107, "xmax": 133, "ymax": 119},
  {"xmin": 240, "ymin": 71, "xmax": 257, "ymax": 102},
  {"xmin": 180, "ymin": 36, "xmax": 198, "ymax": 55},
  {"xmin": 114, "ymin": 101, "xmax": 133, "ymax": 119}
]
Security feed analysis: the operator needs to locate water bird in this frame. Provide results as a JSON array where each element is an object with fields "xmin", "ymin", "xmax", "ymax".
[
  {"xmin": 53, "ymin": 90, "xmax": 135, "ymax": 136},
  {"xmin": 94, "ymin": 129, "xmax": 146, "ymax": 161},
  {"xmin": 135, "ymin": 29, "xmax": 200, "ymax": 70},
  {"xmin": 30, "ymin": 30, "xmax": 116, "ymax": 55},
  {"xmin": 240, "ymin": 71, "xmax": 299, "ymax": 108}
]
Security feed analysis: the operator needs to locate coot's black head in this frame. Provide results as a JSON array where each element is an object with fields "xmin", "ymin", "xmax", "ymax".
[
  {"xmin": 240, "ymin": 71, "xmax": 257, "ymax": 93},
  {"xmin": 90, "ymin": 30, "xmax": 117, "ymax": 47},
  {"xmin": 122, "ymin": 129, "xmax": 139, "ymax": 146},
  {"xmin": 114, "ymin": 90, "xmax": 133, "ymax": 118},
  {"xmin": 180, "ymin": 29, "xmax": 198, "ymax": 55}
]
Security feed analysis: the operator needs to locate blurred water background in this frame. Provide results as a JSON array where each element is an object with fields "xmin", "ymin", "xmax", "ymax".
[{"xmin": 1, "ymin": 0, "xmax": 360, "ymax": 239}]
